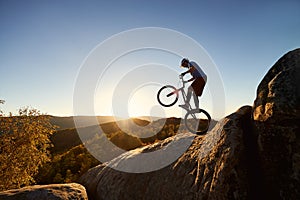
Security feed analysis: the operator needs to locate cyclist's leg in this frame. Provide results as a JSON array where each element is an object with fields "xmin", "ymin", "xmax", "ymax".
[
  {"xmin": 192, "ymin": 77, "xmax": 205, "ymax": 109},
  {"xmin": 186, "ymin": 86, "xmax": 193, "ymax": 104},
  {"xmin": 193, "ymin": 92, "xmax": 199, "ymax": 109}
]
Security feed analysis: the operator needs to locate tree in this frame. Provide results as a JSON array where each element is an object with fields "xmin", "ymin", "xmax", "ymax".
[
  {"xmin": 53, "ymin": 172, "xmax": 64, "ymax": 183},
  {"xmin": 64, "ymin": 169, "xmax": 73, "ymax": 183},
  {"xmin": 0, "ymin": 100, "xmax": 4, "ymax": 117},
  {"xmin": 0, "ymin": 107, "xmax": 56, "ymax": 191}
]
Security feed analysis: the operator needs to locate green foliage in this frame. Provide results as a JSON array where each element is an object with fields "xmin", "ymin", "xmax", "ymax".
[
  {"xmin": 109, "ymin": 131, "xmax": 143, "ymax": 150},
  {"xmin": 0, "ymin": 107, "xmax": 56, "ymax": 191},
  {"xmin": 36, "ymin": 144, "xmax": 100, "ymax": 184}
]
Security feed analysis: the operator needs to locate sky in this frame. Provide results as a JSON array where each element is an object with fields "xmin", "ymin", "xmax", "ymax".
[{"xmin": 0, "ymin": 0, "xmax": 299, "ymax": 119}]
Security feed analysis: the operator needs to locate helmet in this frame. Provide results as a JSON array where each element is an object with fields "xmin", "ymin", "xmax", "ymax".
[{"xmin": 180, "ymin": 58, "xmax": 189, "ymax": 67}]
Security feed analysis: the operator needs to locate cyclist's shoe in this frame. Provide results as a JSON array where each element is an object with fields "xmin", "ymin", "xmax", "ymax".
[{"xmin": 179, "ymin": 104, "xmax": 189, "ymax": 110}]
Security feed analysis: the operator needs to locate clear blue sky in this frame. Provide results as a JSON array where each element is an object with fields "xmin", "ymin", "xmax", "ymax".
[{"xmin": 0, "ymin": 0, "xmax": 299, "ymax": 119}]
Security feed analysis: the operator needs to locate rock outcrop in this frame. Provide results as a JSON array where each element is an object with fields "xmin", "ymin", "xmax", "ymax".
[
  {"xmin": 253, "ymin": 48, "xmax": 300, "ymax": 199},
  {"xmin": 0, "ymin": 183, "xmax": 88, "ymax": 200},
  {"xmin": 80, "ymin": 48, "xmax": 300, "ymax": 200},
  {"xmin": 80, "ymin": 106, "xmax": 254, "ymax": 200}
]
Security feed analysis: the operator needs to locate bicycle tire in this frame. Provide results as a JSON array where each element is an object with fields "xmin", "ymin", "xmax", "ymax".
[
  {"xmin": 184, "ymin": 109, "xmax": 211, "ymax": 135},
  {"xmin": 157, "ymin": 85, "xmax": 179, "ymax": 107}
]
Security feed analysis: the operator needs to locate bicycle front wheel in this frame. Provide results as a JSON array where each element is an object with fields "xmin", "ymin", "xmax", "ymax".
[
  {"xmin": 184, "ymin": 109, "xmax": 211, "ymax": 135},
  {"xmin": 157, "ymin": 85, "xmax": 179, "ymax": 107}
]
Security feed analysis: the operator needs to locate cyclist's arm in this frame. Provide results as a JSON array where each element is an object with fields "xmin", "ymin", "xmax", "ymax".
[
  {"xmin": 181, "ymin": 69, "xmax": 191, "ymax": 76},
  {"xmin": 182, "ymin": 66, "xmax": 195, "ymax": 82},
  {"xmin": 186, "ymin": 77, "xmax": 195, "ymax": 82}
]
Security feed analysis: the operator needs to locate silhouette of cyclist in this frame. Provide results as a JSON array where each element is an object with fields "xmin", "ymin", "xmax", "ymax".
[{"xmin": 179, "ymin": 58, "xmax": 207, "ymax": 109}]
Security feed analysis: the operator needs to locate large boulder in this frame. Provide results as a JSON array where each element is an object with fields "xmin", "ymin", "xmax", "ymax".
[
  {"xmin": 252, "ymin": 48, "xmax": 300, "ymax": 198},
  {"xmin": 80, "ymin": 106, "xmax": 254, "ymax": 200},
  {"xmin": 0, "ymin": 183, "xmax": 88, "ymax": 200}
]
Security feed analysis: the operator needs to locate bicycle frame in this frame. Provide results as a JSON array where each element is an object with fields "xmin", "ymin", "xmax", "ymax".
[{"xmin": 166, "ymin": 76, "xmax": 193, "ymax": 111}]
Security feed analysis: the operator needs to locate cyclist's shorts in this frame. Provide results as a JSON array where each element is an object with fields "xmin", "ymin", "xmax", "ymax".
[{"xmin": 192, "ymin": 77, "xmax": 206, "ymax": 96}]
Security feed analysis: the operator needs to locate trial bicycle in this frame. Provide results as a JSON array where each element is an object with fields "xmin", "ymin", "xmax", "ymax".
[{"xmin": 157, "ymin": 75, "xmax": 211, "ymax": 135}]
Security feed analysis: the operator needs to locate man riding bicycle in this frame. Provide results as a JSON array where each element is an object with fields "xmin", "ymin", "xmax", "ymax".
[{"xmin": 179, "ymin": 58, "xmax": 207, "ymax": 109}]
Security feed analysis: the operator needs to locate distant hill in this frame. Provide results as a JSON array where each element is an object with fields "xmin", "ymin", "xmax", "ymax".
[
  {"xmin": 50, "ymin": 116, "xmax": 123, "ymax": 130},
  {"xmin": 50, "ymin": 118, "xmax": 151, "ymax": 154},
  {"xmin": 131, "ymin": 116, "xmax": 163, "ymax": 122},
  {"xmin": 50, "ymin": 117, "xmax": 218, "ymax": 154}
]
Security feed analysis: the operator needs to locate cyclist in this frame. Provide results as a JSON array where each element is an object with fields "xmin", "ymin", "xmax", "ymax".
[{"xmin": 179, "ymin": 58, "xmax": 207, "ymax": 109}]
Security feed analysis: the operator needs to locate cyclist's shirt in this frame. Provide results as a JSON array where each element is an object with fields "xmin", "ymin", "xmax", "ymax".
[{"xmin": 189, "ymin": 61, "xmax": 207, "ymax": 82}]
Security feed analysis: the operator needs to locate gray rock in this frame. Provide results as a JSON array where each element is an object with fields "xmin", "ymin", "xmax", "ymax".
[
  {"xmin": 253, "ymin": 48, "xmax": 300, "ymax": 199},
  {"xmin": 80, "ymin": 106, "xmax": 253, "ymax": 200},
  {"xmin": 0, "ymin": 183, "xmax": 88, "ymax": 200}
]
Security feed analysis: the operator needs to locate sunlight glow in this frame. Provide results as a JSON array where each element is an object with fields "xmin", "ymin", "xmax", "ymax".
[{"xmin": 128, "ymin": 84, "xmax": 161, "ymax": 117}]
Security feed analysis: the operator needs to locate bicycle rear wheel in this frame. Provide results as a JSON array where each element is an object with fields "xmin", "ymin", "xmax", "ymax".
[
  {"xmin": 157, "ymin": 85, "xmax": 178, "ymax": 107},
  {"xmin": 184, "ymin": 109, "xmax": 211, "ymax": 135}
]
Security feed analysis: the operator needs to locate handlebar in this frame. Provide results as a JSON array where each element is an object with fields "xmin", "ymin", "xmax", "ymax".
[{"xmin": 179, "ymin": 74, "xmax": 187, "ymax": 87}]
